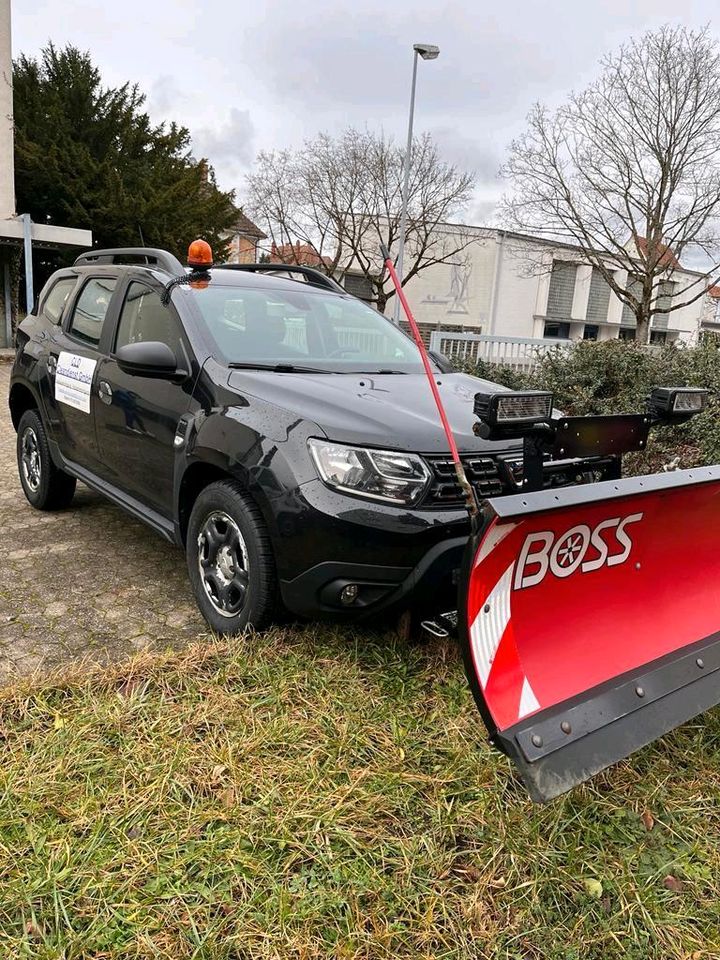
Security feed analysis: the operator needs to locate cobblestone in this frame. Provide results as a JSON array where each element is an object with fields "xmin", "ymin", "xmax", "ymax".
[{"xmin": 0, "ymin": 363, "xmax": 206, "ymax": 684}]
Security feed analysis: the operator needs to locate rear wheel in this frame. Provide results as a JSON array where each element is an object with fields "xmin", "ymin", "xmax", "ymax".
[
  {"xmin": 16, "ymin": 409, "xmax": 76, "ymax": 510},
  {"xmin": 186, "ymin": 480, "xmax": 277, "ymax": 634}
]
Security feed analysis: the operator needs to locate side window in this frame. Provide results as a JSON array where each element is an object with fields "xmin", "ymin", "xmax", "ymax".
[
  {"xmin": 42, "ymin": 277, "xmax": 77, "ymax": 325},
  {"xmin": 115, "ymin": 282, "xmax": 184, "ymax": 361},
  {"xmin": 69, "ymin": 277, "xmax": 117, "ymax": 346}
]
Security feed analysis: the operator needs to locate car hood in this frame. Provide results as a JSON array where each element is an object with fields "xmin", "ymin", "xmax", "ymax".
[{"xmin": 226, "ymin": 370, "xmax": 523, "ymax": 455}]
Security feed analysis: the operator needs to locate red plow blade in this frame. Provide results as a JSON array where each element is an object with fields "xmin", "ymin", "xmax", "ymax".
[{"xmin": 459, "ymin": 466, "xmax": 720, "ymax": 801}]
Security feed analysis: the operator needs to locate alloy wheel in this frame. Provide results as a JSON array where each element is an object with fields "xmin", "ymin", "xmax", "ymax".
[
  {"xmin": 196, "ymin": 511, "xmax": 250, "ymax": 618},
  {"xmin": 21, "ymin": 426, "xmax": 41, "ymax": 492}
]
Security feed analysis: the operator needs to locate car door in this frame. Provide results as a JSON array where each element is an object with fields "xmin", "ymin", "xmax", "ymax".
[
  {"xmin": 43, "ymin": 273, "xmax": 119, "ymax": 472},
  {"xmin": 93, "ymin": 278, "xmax": 194, "ymax": 515}
]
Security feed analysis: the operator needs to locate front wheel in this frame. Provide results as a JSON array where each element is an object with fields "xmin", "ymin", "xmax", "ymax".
[
  {"xmin": 16, "ymin": 409, "xmax": 77, "ymax": 510},
  {"xmin": 186, "ymin": 480, "xmax": 277, "ymax": 634}
]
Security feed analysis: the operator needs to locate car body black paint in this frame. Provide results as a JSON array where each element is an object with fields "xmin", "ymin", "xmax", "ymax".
[{"xmin": 10, "ymin": 260, "xmax": 528, "ymax": 620}]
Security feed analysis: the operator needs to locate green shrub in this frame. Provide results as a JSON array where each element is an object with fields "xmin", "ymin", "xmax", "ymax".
[{"xmin": 460, "ymin": 338, "xmax": 720, "ymax": 474}]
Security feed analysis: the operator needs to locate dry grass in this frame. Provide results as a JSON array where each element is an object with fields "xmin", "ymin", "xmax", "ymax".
[{"xmin": 1, "ymin": 625, "xmax": 719, "ymax": 959}]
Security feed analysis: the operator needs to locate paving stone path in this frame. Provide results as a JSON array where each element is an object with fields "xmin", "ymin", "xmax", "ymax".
[{"xmin": 0, "ymin": 360, "xmax": 206, "ymax": 684}]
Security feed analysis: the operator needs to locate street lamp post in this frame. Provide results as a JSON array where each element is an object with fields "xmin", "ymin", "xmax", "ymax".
[{"xmin": 393, "ymin": 42, "xmax": 440, "ymax": 325}]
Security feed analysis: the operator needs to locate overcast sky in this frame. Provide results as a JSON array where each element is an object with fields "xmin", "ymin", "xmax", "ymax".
[{"xmin": 13, "ymin": 1, "xmax": 720, "ymax": 226}]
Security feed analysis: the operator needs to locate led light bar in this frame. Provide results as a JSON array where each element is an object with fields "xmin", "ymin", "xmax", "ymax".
[
  {"xmin": 474, "ymin": 390, "xmax": 554, "ymax": 427},
  {"xmin": 648, "ymin": 387, "xmax": 710, "ymax": 419}
]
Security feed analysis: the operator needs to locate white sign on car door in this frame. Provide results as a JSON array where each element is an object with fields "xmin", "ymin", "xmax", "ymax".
[{"xmin": 55, "ymin": 351, "xmax": 98, "ymax": 414}]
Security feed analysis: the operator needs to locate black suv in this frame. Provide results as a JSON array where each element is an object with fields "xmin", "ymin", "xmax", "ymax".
[{"xmin": 9, "ymin": 245, "xmax": 530, "ymax": 633}]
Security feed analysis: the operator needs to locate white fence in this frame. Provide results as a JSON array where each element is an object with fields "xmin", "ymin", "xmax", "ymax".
[{"xmin": 429, "ymin": 331, "xmax": 573, "ymax": 371}]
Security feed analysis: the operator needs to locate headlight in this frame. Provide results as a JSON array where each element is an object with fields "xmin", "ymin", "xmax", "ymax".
[{"xmin": 308, "ymin": 439, "xmax": 431, "ymax": 505}]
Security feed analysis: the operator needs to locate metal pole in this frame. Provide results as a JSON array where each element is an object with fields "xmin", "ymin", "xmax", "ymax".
[
  {"xmin": 3, "ymin": 261, "xmax": 11, "ymax": 349},
  {"xmin": 21, "ymin": 213, "xmax": 34, "ymax": 315},
  {"xmin": 393, "ymin": 50, "xmax": 419, "ymax": 325}
]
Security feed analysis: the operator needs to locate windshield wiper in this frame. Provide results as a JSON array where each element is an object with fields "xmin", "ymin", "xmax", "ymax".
[
  {"xmin": 227, "ymin": 362, "xmax": 333, "ymax": 374},
  {"xmin": 354, "ymin": 369, "xmax": 409, "ymax": 375}
]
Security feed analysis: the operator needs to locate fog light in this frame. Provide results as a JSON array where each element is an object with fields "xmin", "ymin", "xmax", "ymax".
[{"xmin": 340, "ymin": 584, "xmax": 359, "ymax": 605}]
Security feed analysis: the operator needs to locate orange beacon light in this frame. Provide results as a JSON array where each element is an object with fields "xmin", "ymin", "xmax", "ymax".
[{"xmin": 187, "ymin": 239, "xmax": 213, "ymax": 270}]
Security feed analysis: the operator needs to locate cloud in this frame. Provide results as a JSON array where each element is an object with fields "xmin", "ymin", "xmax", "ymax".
[
  {"xmin": 15, "ymin": 0, "xmax": 717, "ymax": 206},
  {"xmin": 148, "ymin": 75, "xmax": 183, "ymax": 117},
  {"xmin": 428, "ymin": 127, "xmax": 501, "ymax": 183},
  {"xmin": 191, "ymin": 108, "xmax": 256, "ymax": 181}
]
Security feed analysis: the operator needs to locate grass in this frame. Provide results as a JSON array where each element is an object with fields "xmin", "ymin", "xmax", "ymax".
[{"xmin": 1, "ymin": 626, "xmax": 720, "ymax": 959}]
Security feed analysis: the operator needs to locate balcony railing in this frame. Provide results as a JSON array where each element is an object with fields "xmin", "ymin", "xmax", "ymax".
[{"xmin": 429, "ymin": 331, "xmax": 573, "ymax": 371}]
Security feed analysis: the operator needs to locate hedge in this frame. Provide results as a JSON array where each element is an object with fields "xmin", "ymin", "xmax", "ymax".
[{"xmin": 460, "ymin": 337, "xmax": 720, "ymax": 474}]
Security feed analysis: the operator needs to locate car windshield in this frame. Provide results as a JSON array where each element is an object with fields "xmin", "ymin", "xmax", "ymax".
[{"xmin": 187, "ymin": 283, "xmax": 435, "ymax": 373}]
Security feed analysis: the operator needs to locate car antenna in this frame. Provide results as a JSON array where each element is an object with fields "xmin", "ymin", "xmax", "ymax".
[{"xmin": 380, "ymin": 244, "xmax": 479, "ymax": 519}]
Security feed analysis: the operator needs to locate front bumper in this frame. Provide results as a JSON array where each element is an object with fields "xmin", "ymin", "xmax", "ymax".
[
  {"xmin": 280, "ymin": 533, "xmax": 469, "ymax": 619},
  {"xmin": 272, "ymin": 478, "xmax": 470, "ymax": 619}
]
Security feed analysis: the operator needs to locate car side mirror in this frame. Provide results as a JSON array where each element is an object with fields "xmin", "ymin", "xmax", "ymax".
[
  {"xmin": 429, "ymin": 350, "xmax": 455, "ymax": 373},
  {"xmin": 115, "ymin": 341, "xmax": 182, "ymax": 379}
]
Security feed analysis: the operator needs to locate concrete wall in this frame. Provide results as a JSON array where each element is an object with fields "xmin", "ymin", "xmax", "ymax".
[
  {"xmin": 665, "ymin": 273, "xmax": 708, "ymax": 343},
  {"xmin": 226, "ymin": 234, "xmax": 258, "ymax": 264},
  {"xmin": 392, "ymin": 226, "xmax": 496, "ymax": 332},
  {"xmin": 393, "ymin": 226, "xmax": 708, "ymax": 344},
  {"xmin": 491, "ymin": 239, "xmax": 547, "ymax": 338},
  {"xmin": 0, "ymin": 0, "xmax": 13, "ymax": 220}
]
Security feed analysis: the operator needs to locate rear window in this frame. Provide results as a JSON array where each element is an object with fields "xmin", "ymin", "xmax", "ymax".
[
  {"xmin": 68, "ymin": 278, "xmax": 117, "ymax": 346},
  {"xmin": 42, "ymin": 277, "xmax": 76, "ymax": 325}
]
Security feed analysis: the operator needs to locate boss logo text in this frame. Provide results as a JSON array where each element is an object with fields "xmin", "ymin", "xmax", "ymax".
[{"xmin": 513, "ymin": 513, "xmax": 644, "ymax": 590}]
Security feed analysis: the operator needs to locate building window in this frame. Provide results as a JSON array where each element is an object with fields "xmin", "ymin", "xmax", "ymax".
[
  {"xmin": 343, "ymin": 272, "xmax": 374, "ymax": 302},
  {"xmin": 583, "ymin": 324, "xmax": 599, "ymax": 340},
  {"xmin": 544, "ymin": 320, "xmax": 571, "ymax": 339},
  {"xmin": 546, "ymin": 261, "xmax": 577, "ymax": 319},
  {"xmin": 618, "ymin": 327, "xmax": 636, "ymax": 341},
  {"xmin": 650, "ymin": 330, "xmax": 668, "ymax": 345},
  {"xmin": 621, "ymin": 279, "xmax": 642, "ymax": 327},
  {"xmin": 655, "ymin": 280, "xmax": 675, "ymax": 311},
  {"xmin": 586, "ymin": 268, "xmax": 611, "ymax": 324},
  {"xmin": 653, "ymin": 280, "xmax": 674, "ymax": 331}
]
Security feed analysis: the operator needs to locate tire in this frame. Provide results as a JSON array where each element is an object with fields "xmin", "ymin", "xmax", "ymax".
[
  {"xmin": 186, "ymin": 480, "xmax": 277, "ymax": 634},
  {"xmin": 16, "ymin": 409, "xmax": 77, "ymax": 510}
]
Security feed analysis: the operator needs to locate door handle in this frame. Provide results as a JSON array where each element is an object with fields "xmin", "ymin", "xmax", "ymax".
[
  {"xmin": 98, "ymin": 381, "xmax": 113, "ymax": 405},
  {"xmin": 174, "ymin": 415, "xmax": 192, "ymax": 449}
]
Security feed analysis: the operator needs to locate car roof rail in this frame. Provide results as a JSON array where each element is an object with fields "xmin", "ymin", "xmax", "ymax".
[
  {"xmin": 213, "ymin": 262, "xmax": 346, "ymax": 294},
  {"xmin": 73, "ymin": 248, "xmax": 185, "ymax": 274}
]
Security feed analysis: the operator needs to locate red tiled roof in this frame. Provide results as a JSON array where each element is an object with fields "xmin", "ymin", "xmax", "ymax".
[
  {"xmin": 231, "ymin": 211, "xmax": 267, "ymax": 240},
  {"xmin": 634, "ymin": 235, "xmax": 680, "ymax": 269},
  {"xmin": 270, "ymin": 241, "xmax": 331, "ymax": 268},
  {"xmin": 708, "ymin": 285, "xmax": 720, "ymax": 299}
]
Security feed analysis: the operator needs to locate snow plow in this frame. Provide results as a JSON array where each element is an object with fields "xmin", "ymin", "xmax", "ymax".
[{"xmin": 382, "ymin": 246, "xmax": 719, "ymax": 802}]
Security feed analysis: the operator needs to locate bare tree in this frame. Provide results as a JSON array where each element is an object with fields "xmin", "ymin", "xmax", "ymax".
[
  {"xmin": 500, "ymin": 25, "xmax": 720, "ymax": 343},
  {"xmin": 246, "ymin": 128, "xmax": 476, "ymax": 313}
]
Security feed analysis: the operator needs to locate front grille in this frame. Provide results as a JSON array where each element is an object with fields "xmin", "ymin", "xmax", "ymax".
[{"xmin": 425, "ymin": 455, "xmax": 505, "ymax": 507}]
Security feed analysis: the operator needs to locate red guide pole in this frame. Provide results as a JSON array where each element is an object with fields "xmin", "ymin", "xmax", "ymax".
[{"xmin": 380, "ymin": 245, "xmax": 478, "ymax": 518}]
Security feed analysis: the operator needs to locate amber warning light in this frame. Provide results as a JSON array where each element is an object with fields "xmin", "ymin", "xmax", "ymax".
[{"xmin": 187, "ymin": 239, "xmax": 213, "ymax": 270}]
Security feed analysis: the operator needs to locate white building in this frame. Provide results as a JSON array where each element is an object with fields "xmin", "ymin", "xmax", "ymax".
[
  {"xmin": 393, "ymin": 226, "xmax": 714, "ymax": 345},
  {"xmin": 0, "ymin": 0, "xmax": 91, "ymax": 347}
]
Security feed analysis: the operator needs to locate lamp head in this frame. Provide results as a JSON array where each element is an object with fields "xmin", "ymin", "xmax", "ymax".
[{"xmin": 413, "ymin": 43, "xmax": 440, "ymax": 60}]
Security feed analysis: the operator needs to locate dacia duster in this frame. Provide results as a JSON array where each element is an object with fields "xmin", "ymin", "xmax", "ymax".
[{"xmin": 9, "ymin": 243, "xmax": 586, "ymax": 633}]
